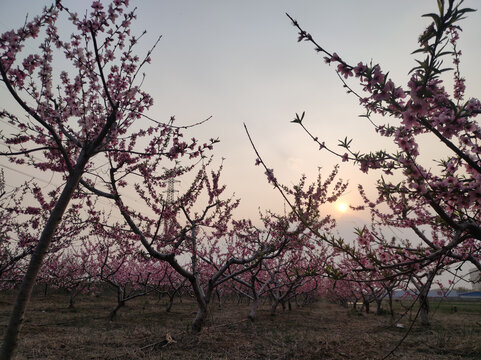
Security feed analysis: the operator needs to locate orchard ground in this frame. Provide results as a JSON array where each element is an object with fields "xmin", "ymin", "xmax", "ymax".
[{"xmin": 0, "ymin": 290, "xmax": 480, "ymax": 359}]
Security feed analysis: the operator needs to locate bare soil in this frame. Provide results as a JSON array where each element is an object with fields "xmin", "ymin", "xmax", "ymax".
[{"xmin": 1, "ymin": 291, "xmax": 480, "ymax": 359}]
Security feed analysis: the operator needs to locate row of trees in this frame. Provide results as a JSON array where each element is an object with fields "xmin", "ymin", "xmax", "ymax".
[
  {"xmin": 0, "ymin": 210, "xmax": 437, "ymax": 323},
  {"xmin": 0, "ymin": 0, "xmax": 479, "ymax": 358}
]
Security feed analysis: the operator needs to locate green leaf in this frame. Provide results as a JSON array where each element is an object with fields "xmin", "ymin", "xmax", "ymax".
[
  {"xmin": 338, "ymin": 137, "xmax": 352, "ymax": 148},
  {"xmin": 291, "ymin": 111, "xmax": 305, "ymax": 124},
  {"xmin": 412, "ymin": 48, "xmax": 427, "ymax": 55},
  {"xmin": 422, "ymin": 13, "xmax": 441, "ymax": 28},
  {"xmin": 437, "ymin": 0, "xmax": 443, "ymax": 14},
  {"xmin": 458, "ymin": 8, "xmax": 476, "ymax": 15},
  {"xmin": 436, "ymin": 51, "xmax": 453, "ymax": 57},
  {"xmin": 438, "ymin": 67, "xmax": 454, "ymax": 73}
]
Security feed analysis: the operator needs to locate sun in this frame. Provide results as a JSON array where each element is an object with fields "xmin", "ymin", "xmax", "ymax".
[{"xmin": 336, "ymin": 202, "xmax": 349, "ymax": 213}]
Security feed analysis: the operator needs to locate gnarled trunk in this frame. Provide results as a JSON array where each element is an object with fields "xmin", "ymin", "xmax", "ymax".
[
  {"xmin": 189, "ymin": 274, "xmax": 211, "ymax": 332},
  {"xmin": 192, "ymin": 303, "xmax": 208, "ymax": 332}
]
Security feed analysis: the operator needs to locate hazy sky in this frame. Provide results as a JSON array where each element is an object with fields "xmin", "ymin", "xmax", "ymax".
[{"xmin": 1, "ymin": 1, "xmax": 480, "ymax": 238}]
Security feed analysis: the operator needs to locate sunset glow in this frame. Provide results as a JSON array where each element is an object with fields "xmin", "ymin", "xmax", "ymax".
[{"xmin": 336, "ymin": 202, "xmax": 349, "ymax": 213}]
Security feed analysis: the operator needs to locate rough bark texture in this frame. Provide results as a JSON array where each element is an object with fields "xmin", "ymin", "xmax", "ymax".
[
  {"xmin": 419, "ymin": 295, "xmax": 430, "ymax": 326},
  {"xmin": 192, "ymin": 305, "xmax": 208, "ymax": 332},
  {"xmin": 190, "ymin": 276, "xmax": 210, "ymax": 332}
]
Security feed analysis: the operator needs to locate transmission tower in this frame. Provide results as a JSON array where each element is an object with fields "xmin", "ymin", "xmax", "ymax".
[{"xmin": 164, "ymin": 176, "xmax": 180, "ymax": 204}]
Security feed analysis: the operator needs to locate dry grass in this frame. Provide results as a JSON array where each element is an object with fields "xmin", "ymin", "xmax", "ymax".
[{"xmin": 1, "ymin": 290, "xmax": 481, "ymax": 359}]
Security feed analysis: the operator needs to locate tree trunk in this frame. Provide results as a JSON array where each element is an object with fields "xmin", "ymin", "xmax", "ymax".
[
  {"xmin": 270, "ymin": 300, "xmax": 279, "ymax": 316},
  {"xmin": 109, "ymin": 300, "xmax": 125, "ymax": 321},
  {"xmin": 165, "ymin": 294, "xmax": 175, "ymax": 312},
  {"xmin": 248, "ymin": 297, "xmax": 260, "ymax": 321},
  {"xmin": 364, "ymin": 300, "xmax": 370, "ymax": 314},
  {"xmin": 192, "ymin": 304, "xmax": 208, "ymax": 332},
  {"xmin": 68, "ymin": 290, "xmax": 76, "ymax": 309},
  {"xmin": 388, "ymin": 292, "xmax": 394, "ymax": 318},
  {"xmin": 419, "ymin": 294, "xmax": 429, "ymax": 325},
  {"xmin": 417, "ymin": 273, "xmax": 434, "ymax": 326},
  {"xmin": 376, "ymin": 299, "xmax": 383, "ymax": 315},
  {"xmin": 190, "ymin": 277, "xmax": 209, "ymax": 332},
  {"xmin": 216, "ymin": 289, "xmax": 222, "ymax": 309},
  {"xmin": 0, "ymin": 161, "xmax": 87, "ymax": 360}
]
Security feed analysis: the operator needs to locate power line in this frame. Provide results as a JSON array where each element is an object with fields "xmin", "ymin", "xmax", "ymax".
[{"xmin": 0, "ymin": 163, "xmax": 56, "ymax": 186}]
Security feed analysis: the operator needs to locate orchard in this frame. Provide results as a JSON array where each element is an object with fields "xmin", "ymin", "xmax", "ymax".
[{"xmin": 0, "ymin": 1, "xmax": 480, "ymax": 359}]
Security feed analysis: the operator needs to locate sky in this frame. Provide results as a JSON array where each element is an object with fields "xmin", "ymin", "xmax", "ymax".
[{"xmin": 1, "ymin": 0, "xmax": 481, "ymax": 242}]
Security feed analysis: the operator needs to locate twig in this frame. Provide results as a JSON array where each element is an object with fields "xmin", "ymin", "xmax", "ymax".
[{"xmin": 139, "ymin": 332, "xmax": 183, "ymax": 350}]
